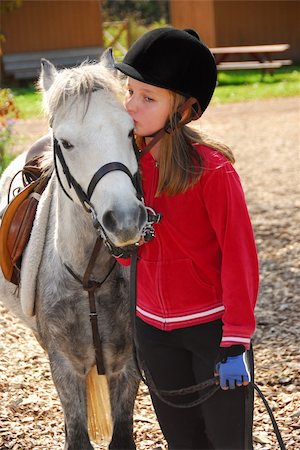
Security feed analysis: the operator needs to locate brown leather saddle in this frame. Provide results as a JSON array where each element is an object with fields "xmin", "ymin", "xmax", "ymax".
[{"xmin": 0, "ymin": 156, "xmax": 52, "ymax": 285}]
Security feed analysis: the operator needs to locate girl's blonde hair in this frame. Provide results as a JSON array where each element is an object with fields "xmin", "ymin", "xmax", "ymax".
[{"xmin": 137, "ymin": 92, "xmax": 235, "ymax": 197}]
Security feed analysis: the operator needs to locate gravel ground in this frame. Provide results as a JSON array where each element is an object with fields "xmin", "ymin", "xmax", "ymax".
[{"xmin": 0, "ymin": 96, "xmax": 299, "ymax": 449}]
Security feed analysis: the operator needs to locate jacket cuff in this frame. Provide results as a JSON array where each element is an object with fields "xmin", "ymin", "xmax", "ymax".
[
  {"xmin": 221, "ymin": 336, "xmax": 251, "ymax": 349},
  {"xmin": 217, "ymin": 344, "xmax": 245, "ymax": 363}
]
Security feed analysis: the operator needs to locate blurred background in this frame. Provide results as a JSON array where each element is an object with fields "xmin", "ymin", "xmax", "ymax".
[
  {"xmin": 0, "ymin": 2, "xmax": 299, "ymax": 449},
  {"xmin": 0, "ymin": 0, "xmax": 299, "ymax": 83}
]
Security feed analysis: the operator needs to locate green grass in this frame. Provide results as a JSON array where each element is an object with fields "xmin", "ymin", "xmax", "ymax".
[
  {"xmin": 213, "ymin": 65, "xmax": 300, "ymax": 103},
  {"xmin": 0, "ymin": 151, "xmax": 15, "ymax": 175},
  {"xmin": 10, "ymin": 85, "xmax": 44, "ymax": 119},
  {"xmin": 5, "ymin": 65, "xmax": 300, "ymax": 119}
]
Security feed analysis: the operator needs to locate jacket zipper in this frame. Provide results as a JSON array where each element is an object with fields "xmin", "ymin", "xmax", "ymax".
[
  {"xmin": 148, "ymin": 160, "xmax": 158, "ymax": 206},
  {"xmin": 149, "ymin": 161, "xmax": 167, "ymax": 328}
]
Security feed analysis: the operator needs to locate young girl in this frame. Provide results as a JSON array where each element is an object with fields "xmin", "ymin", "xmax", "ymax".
[{"xmin": 115, "ymin": 27, "xmax": 259, "ymax": 449}]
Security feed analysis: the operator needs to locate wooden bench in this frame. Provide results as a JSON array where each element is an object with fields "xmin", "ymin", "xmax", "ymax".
[
  {"xmin": 211, "ymin": 44, "xmax": 292, "ymax": 74},
  {"xmin": 217, "ymin": 59, "xmax": 292, "ymax": 71},
  {"xmin": 3, "ymin": 47, "xmax": 104, "ymax": 81}
]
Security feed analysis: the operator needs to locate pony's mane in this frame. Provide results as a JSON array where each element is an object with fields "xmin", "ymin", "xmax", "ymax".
[
  {"xmin": 40, "ymin": 61, "xmax": 122, "ymax": 122},
  {"xmin": 39, "ymin": 147, "xmax": 54, "ymax": 175}
]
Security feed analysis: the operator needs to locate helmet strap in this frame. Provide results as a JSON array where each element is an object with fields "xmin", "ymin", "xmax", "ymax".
[{"xmin": 138, "ymin": 97, "xmax": 202, "ymax": 158}]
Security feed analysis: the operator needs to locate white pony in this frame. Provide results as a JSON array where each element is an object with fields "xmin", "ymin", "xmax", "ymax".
[{"xmin": 0, "ymin": 50, "xmax": 147, "ymax": 449}]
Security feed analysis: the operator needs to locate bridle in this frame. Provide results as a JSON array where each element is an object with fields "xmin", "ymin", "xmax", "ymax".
[{"xmin": 53, "ymin": 137, "xmax": 160, "ymax": 258}]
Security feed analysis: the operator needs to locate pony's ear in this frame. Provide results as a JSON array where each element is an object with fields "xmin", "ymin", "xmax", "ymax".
[
  {"xmin": 40, "ymin": 58, "xmax": 57, "ymax": 91},
  {"xmin": 100, "ymin": 48, "xmax": 115, "ymax": 71}
]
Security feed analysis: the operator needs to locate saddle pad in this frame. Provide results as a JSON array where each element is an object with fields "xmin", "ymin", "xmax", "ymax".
[{"xmin": 20, "ymin": 174, "xmax": 55, "ymax": 317}]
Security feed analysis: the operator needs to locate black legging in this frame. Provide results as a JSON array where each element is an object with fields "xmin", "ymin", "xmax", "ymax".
[{"xmin": 136, "ymin": 318, "xmax": 254, "ymax": 450}]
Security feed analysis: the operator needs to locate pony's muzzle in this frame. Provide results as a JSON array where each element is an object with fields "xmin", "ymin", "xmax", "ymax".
[{"xmin": 102, "ymin": 204, "xmax": 147, "ymax": 245}]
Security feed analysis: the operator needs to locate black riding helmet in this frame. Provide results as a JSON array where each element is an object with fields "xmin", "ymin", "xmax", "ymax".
[{"xmin": 115, "ymin": 27, "xmax": 217, "ymax": 115}]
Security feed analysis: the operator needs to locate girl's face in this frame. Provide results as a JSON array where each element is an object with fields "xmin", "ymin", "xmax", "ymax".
[{"xmin": 124, "ymin": 77, "xmax": 172, "ymax": 137}]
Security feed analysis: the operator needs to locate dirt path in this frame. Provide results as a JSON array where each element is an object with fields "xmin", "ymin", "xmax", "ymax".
[{"xmin": 1, "ymin": 96, "xmax": 299, "ymax": 449}]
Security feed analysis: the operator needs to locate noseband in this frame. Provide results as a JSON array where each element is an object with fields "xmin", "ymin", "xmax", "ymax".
[{"xmin": 53, "ymin": 137, "xmax": 160, "ymax": 257}]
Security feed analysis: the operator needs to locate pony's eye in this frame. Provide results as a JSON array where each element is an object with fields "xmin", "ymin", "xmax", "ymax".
[{"xmin": 61, "ymin": 139, "xmax": 74, "ymax": 150}]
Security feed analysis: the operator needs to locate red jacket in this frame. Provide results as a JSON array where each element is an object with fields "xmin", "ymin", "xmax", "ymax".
[{"xmin": 122, "ymin": 144, "xmax": 259, "ymax": 349}]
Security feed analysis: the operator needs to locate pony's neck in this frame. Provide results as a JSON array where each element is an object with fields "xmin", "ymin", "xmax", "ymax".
[{"xmin": 55, "ymin": 189, "xmax": 96, "ymax": 271}]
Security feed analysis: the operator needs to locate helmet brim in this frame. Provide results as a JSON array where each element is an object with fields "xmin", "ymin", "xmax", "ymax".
[
  {"xmin": 115, "ymin": 62, "xmax": 192, "ymax": 101},
  {"xmin": 115, "ymin": 62, "xmax": 143, "ymax": 81},
  {"xmin": 115, "ymin": 62, "xmax": 171, "ymax": 91}
]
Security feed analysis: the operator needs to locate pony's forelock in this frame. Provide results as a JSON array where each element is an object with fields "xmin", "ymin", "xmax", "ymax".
[{"xmin": 39, "ymin": 61, "xmax": 122, "ymax": 122}]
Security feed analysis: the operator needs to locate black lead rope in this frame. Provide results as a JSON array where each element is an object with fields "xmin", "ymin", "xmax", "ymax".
[
  {"xmin": 130, "ymin": 248, "xmax": 286, "ymax": 449},
  {"xmin": 251, "ymin": 382, "xmax": 286, "ymax": 450}
]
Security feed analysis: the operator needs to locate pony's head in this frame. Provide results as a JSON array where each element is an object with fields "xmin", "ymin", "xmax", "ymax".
[{"xmin": 39, "ymin": 50, "xmax": 147, "ymax": 249}]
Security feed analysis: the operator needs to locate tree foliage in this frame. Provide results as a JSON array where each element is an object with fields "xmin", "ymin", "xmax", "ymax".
[
  {"xmin": 0, "ymin": 89, "xmax": 20, "ymax": 175},
  {"xmin": 103, "ymin": 0, "xmax": 169, "ymax": 24},
  {"xmin": 1, "ymin": 0, "xmax": 23, "ymax": 46},
  {"xmin": 0, "ymin": 0, "xmax": 23, "ymax": 13}
]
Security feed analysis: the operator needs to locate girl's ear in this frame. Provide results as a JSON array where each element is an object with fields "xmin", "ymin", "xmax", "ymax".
[
  {"xmin": 177, "ymin": 98, "xmax": 202, "ymax": 125},
  {"xmin": 181, "ymin": 108, "xmax": 191, "ymax": 124}
]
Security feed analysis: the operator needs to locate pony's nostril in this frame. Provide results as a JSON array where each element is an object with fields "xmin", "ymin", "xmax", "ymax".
[
  {"xmin": 102, "ymin": 210, "xmax": 117, "ymax": 232},
  {"xmin": 103, "ymin": 205, "xmax": 147, "ymax": 240}
]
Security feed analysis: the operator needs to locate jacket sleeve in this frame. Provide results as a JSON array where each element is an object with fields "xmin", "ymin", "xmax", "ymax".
[{"xmin": 202, "ymin": 161, "xmax": 259, "ymax": 349}]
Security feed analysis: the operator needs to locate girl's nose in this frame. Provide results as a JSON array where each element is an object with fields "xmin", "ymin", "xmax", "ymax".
[{"xmin": 125, "ymin": 96, "xmax": 136, "ymax": 114}]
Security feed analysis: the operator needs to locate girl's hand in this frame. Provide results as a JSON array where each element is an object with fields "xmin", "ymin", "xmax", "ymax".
[{"xmin": 215, "ymin": 353, "xmax": 251, "ymax": 390}]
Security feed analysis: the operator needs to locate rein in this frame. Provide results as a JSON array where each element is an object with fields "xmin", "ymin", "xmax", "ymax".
[{"xmin": 64, "ymin": 237, "xmax": 116, "ymax": 375}]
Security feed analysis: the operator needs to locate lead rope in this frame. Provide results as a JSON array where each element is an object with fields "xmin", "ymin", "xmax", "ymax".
[
  {"xmin": 130, "ymin": 251, "xmax": 286, "ymax": 448},
  {"xmin": 252, "ymin": 382, "xmax": 286, "ymax": 450}
]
